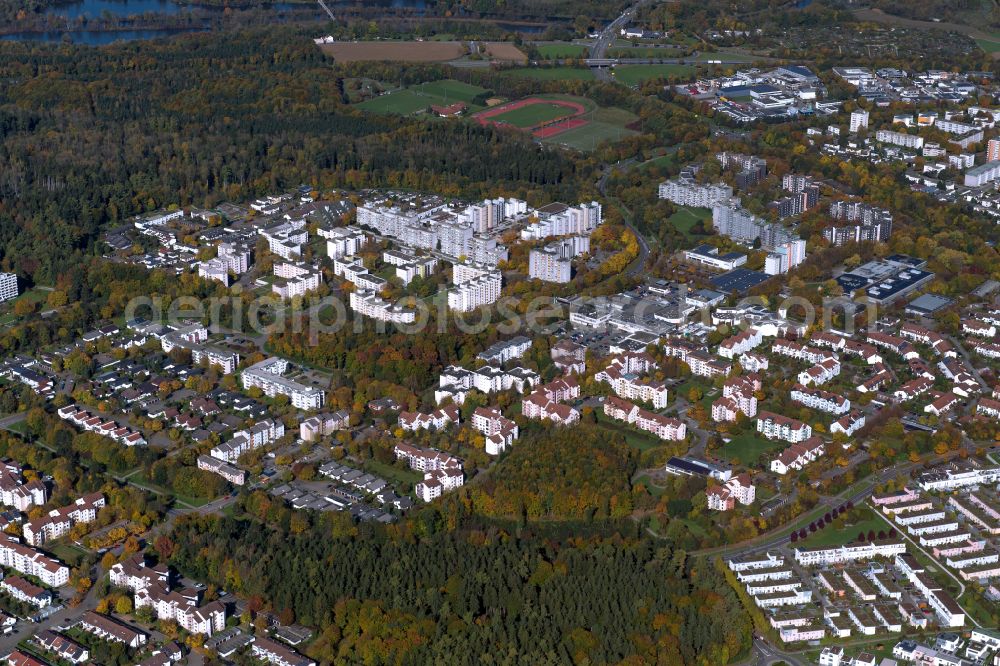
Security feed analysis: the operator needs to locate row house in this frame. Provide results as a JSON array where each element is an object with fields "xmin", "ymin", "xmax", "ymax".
[
  {"xmin": 894, "ymin": 508, "xmax": 946, "ymax": 526},
  {"xmin": 790, "ymin": 384, "xmax": 849, "ymax": 415},
  {"xmin": 57, "ymin": 404, "xmax": 146, "ymax": 447},
  {"xmin": 856, "ymin": 364, "xmax": 894, "ymax": 394},
  {"xmin": 899, "ymin": 322, "xmax": 934, "ymax": 345},
  {"xmin": 603, "ymin": 397, "xmax": 686, "ymax": 441},
  {"xmin": 470, "ymin": 407, "xmax": 519, "ymax": 456},
  {"xmin": 706, "ymin": 473, "xmax": 755, "ymax": 511},
  {"xmin": 918, "ymin": 465, "xmax": 1000, "ymax": 491},
  {"xmin": 962, "ymin": 318, "xmax": 996, "ymax": 338},
  {"xmin": 880, "ymin": 497, "xmax": 933, "ymax": 516},
  {"xmin": 0, "ymin": 534, "xmax": 68, "ymax": 588},
  {"xmin": 23, "ymin": 492, "xmax": 105, "ymax": 546},
  {"xmin": 907, "ymin": 518, "xmax": 959, "ymax": 537},
  {"xmin": 924, "ymin": 392, "xmax": 961, "ymax": 416},
  {"xmin": 76, "ymin": 611, "xmax": 147, "ymax": 648},
  {"xmin": 871, "ymin": 487, "xmax": 920, "ymax": 506},
  {"xmin": 718, "ymin": 328, "xmax": 763, "ymax": 359},
  {"xmin": 976, "ymin": 398, "xmax": 1000, "ymax": 419},
  {"xmin": 908, "ymin": 356, "xmax": 936, "ymax": 381},
  {"xmin": 779, "ymin": 624, "xmax": 825, "ymax": 644},
  {"xmin": 831, "ymin": 410, "xmax": 866, "ymax": 437},
  {"xmin": 771, "ymin": 339, "xmax": 836, "ymax": 364},
  {"xmin": 251, "ymin": 636, "xmax": 316, "ymax": 666},
  {"xmin": 770, "ymin": 437, "xmax": 825, "ymax": 475},
  {"xmin": 35, "ymin": 630, "xmax": 89, "ymax": 664},
  {"xmin": 842, "ymin": 340, "xmax": 882, "ymax": 364},
  {"xmin": 197, "ymin": 455, "xmax": 246, "ymax": 486},
  {"xmin": 398, "ymin": 404, "xmax": 460, "ymax": 432},
  {"xmin": 809, "ymin": 331, "xmax": 846, "ymax": 351},
  {"xmin": 925, "ymin": 532, "xmax": 975, "ymax": 551},
  {"xmin": 893, "ymin": 376, "xmax": 932, "ymax": 402},
  {"xmin": 793, "ymin": 539, "xmax": 906, "ymax": 566},
  {"xmin": 1, "ymin": 576, "xmax": 52, "ymax": 607},
  {"xmin": 727, "ymin": 552, "xmax": 784, "ymax": 572},
  {"xmin": 757, "ymin": 411, "xmax": 812, "ymax": 443},
  {"xmin": 972, "ymin": 340, "xmax": 1000, "ymax": 359},
  {"xmin": 739, "ymin": 351, "xmax": 769, "ymax": 372},
  {"xmin": 866, "ymin": 331, "xmax": 918, "ymax": 358}
]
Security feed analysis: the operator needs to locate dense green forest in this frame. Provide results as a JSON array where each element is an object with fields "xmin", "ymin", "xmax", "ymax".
[
  {"xmin": 0, "ymin": 28, "xmax": 585, "ymax": 286},
  {"xmin": 168, "ymin": 511, "xmax": 750, "ymax": 665}
]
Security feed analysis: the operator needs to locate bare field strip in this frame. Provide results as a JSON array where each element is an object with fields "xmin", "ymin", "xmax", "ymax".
[
  {"xmin": 320, "ymin": 41, "xmax": 466, "ymax": 63},
  {"xmin": 482, "ymin": 42, "xmax": 528, "ymax": 64}
]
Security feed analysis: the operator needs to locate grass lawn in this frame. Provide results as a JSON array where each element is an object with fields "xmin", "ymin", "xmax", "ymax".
[
  {"xmin": 49, "ymin": 543, "xmax": 88, "ymax": 567},
  {"xmin": 976, "ymin": 36, "xmax": 1000, "ymax": 53},
  {"xmin": 691, "ymin": 51, "xmax": 754, "ymax": 63},
  {"xmin": 613, "ymin": 64, "xmax": 695, "ymax": 86},
  {"xmin": 641, "ymin": 153, "xmax": 677, "ymax": 170},
  {"xmin": 667, "ymin": 205, "xmax": 711, "ymax": 238},
  {"xmin": 363, "ymin": 458, "xmax": 422, "ymax": 488},
  {"xmin": 797, "ymin": 505, "xmax": 887, "ymax": 548},
  {"xmin": 534, "ymin": 42, "xmax": 588, "ymax": 59},
  {"xmin": 0, "ymin": 287, "xmax": 51, "ymax": 325},
  {"xmin": 355, "ymin": 79, "xmax": 487, "ymax": 116},
  {"xmin": 503, "ymin": 67, "xmax": 595, "ymax": 81},
  {"xmin": 4, "ymin": 420, "xmax": 28, "ymax": 436},
  {"xmin": 594, "ymin": 411, "xmax": 665, "ymax": 451},
  {"xmin": 719, "ymin": 432, "xmax": 783, "ymax": 465},
  {"xmin": 489, "ymin": 102, "xmax": 577, "ymax": 128},
  {"xmin": 130, "ymin": 474, "xmax": 214, "ymax": 508},
  {"xmin": 608, "ymin": 47, "xmax": 683, "ymax": 58}
]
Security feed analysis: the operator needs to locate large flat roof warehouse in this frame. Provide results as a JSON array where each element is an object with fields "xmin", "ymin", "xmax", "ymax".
[
  {"xmin": 709, "ymin": 268, "xmax": 771, "ymax": 294},
  {"xmin": 906, "ymin": 293, "xmax": 953, "ymax": 316}
]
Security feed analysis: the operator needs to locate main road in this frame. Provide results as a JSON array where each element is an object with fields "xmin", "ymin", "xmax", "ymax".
[{"xmin": 589, "ymin": 0, "xmax": 662, "ymax": 81}]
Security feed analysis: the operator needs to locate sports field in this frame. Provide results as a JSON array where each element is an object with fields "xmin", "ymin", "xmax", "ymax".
[
  {"xmin": 355, "ymin": 79, "xmax": 488, "ymax": 115},
  {"xmin": 320, "ymin": 40, "xmax": 466, "ymax": 63},
  {"xmin": 504, "ymin": 67, "xmax": 595, "ymax": 81},
  {"xmin": 487, "ymin": 102, "xmax": 576, "ymax": 128},
  {"xmin": 538, "ymin": 104, "xmax": 639, "ymax": 151},
  {"xmin": 613, "ymin": 64, "xmax": 696, "ymax": 86},
  {"xmin": 534, "ymin": 42, "xmax": 588, "ymax": 59}
]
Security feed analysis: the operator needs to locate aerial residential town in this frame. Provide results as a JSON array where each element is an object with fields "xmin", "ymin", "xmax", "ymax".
[{"xmin": 3, "ymin": 0, "xmax": 1000, "ymax": 663}]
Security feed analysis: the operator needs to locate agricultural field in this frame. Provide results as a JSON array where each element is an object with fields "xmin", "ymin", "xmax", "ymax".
[
  {"xmin": 613, "ymin": 64, "xmax": 696, "ymax": 86},
  {"xmin": 533, "ymin": 42, "xmax": 589, "ymax": 59},
  {"xmin": 503, "ymin": 67, "xmax": 596, "ymax": 81},
  {"xmin": 482, "ymin": 42, "xmax": 528, "ymax": 64},
  {"xmin": 355, "ymin": 80, "xmax": 489, "ymax": 116},
  {"xmin": 319, "ymin": 40, "xmax": 466, "ymax": 63}
]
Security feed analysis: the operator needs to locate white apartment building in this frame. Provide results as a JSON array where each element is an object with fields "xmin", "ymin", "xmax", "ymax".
[
  {"xmin": 349, "ymin": 290, "xmax": 416, "ymax": 324},
  {"xmin": 520, "ymin": 202, "xmax": 602, "ymax": 241},
  {"xmin": 272, "ymin": 261, "xmax": 321, "ymax": 299},
  {"xmin": 241, "ymin": 357, "xmax": 324, "ymax": 410},
  {"xmin": 528, "ymin": 236, "xmax": 589, "ymax": 283},
  {"xmin": 0, "ymin": 533, "xmax": 69, "ymax": 588},
  {"xmin": 659, "ymin": 172, "xmax": 733, "ymax": 208},
  {"xmin": 790, "ymin": 384, "xmax": 849, "ymax": 414},
  {"xmin": 260, "ymin": 220, "xmax": 308, "ymax": 260},
  {"xmin": 757, "ymin": 411, "xmax": 812, "ymax": 442},
  {"xmin": 448, "ymin": 263, "xmax": 501, "ymax": 312},
  {"xmin": 160, "ymin": 323, "xmax": 239, "ymax": 374},
  {"xmin": 210, "ymin": 419, "xmax": 285, "ymax": 463},
  {"xmin": 322, "ymin": 225, "xmax": 367, "ymax": 259},
  {"xmin": 918, "ymin": 466, "xmax": 1000, "ymax": 491},
  {"xmin": 197, "ymin": 455, "xmax": 246, "ymax": 486},
  {"xmin": 23, "ymin": 492, "xmax": 105, "ymax": 546},
  {"xmin": 793, "ymin": 540, "xmax": 906, "ymax": 566},
  {"xmin": 0, "ymin": 273, "xmax": 18, "ymax": 303},
  {"xmin": 849, "ymin": 109, "xmax": 869, "ymax": 133},
  {"xmin": 876, "ymin": 129, "xmax": 924, "ymax": 150},
  {"xmin": 764, "ymin": 239, "xmax": 807, "ymax": 276}
]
